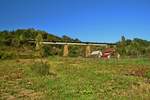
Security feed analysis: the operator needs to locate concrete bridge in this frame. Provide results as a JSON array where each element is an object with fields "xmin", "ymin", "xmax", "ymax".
[{"xmin": 30, "ymin": 41, "xmax": 116, "ymax": 57}]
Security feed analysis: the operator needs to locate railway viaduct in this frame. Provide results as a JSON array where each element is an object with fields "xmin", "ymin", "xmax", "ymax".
[{"xmin": 40, "ymin": 41, "xmax": 116, "ymax": 57}]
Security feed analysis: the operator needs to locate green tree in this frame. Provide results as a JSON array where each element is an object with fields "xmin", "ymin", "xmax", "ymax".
[
  {"xmin": 35, "ymin": 33, "xmax": 44, "ymax": 57},
  {"xmin": 117, "ymin": 36, "xmax": 126, "ymax": 56},
  {"xmin": 69, "ymin": 46, "xmax": 80, "ymax": 57},
  {"xmin": 62, "ymin": 35, "xmax": 74, "ymax": 42}
]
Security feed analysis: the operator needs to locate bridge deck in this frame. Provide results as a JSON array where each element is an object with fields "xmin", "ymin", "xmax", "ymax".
[
  {"xmin": 42, "ymin": 42, "xmax": 109, "ymax": 46},
  {"xmin": 29, "ymin": 41, "xmax": 116, "ymax": 46}
]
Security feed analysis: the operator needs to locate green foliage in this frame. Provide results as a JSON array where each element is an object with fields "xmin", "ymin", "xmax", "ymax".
[
  {"xmin": 0, "ymin": 28, "xmax": 80, "ymax": 44},
  {"xmin": 42, "ymin": 45, "xmax": 62, "ymax": 57},
  {"xmin": 117, "ymin": 36, "xmax": 126, "ymax": 55},
  {"xmin": 145, "ymin": 71, "xmax": 150, "ymax": 79},
  {"xmin": 117, "ymin": 36, "xmax": 150, "ymax": 57},
  {"xmin": 0, "ymin": 28, "xmax": 82, "ymax": 58},
  {"xmin": 62, "ymin": 35, "xmax": 74, "ymax": 42},
  {"xmin": 1, "ymin": 29, "xmax": 150, "ymax": 58},
  {"xmin": 35, "ymin": 33, "xmax": 43, "ymax": 54},
  {"xmin": 69, "ymin": 46, "xmax": 80, "ymax": 57},
  {"xmin": 42, "ymin": 46, "xmax": 52, "ymax": 57},
  {"xmin": 0, "ymin": 51, "xmax": 16, "ymax": 59}
]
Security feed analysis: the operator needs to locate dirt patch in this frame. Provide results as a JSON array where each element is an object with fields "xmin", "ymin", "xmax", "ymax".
[
  {"xmin": 1, "ymin": 88, "xmax": 43, "ymax": 100},
  {"xmin": 124, "ymin": 67, "xmax": 150, "ymax": 77},
  {"xmin": 3, "ymin": 68, "xmax": 24, "ymax": 81},
  {"xmin": 18, "ymin": 89, "xmax": 43, "ymax": 99}
]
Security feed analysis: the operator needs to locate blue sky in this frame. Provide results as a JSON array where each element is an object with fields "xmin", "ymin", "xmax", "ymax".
[{"xmin": 0, "ymin": 0, "xmax": 150, "ymax": 42}]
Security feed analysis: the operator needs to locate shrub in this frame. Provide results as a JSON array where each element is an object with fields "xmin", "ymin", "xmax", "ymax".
[
  {"xmin": 31, "ymin": 61, "xmax": 50, "ymax": 76},
  {"xmin": 145, "ymin": 71, "xmax": 150, "ymax": 79},
  {"xmin": 0, "ymin": 51, "xmax": 16, "ymax": 59},
  {"xmin": 43, "ymin": 46, "xmax": 51, "ymax": 57},
  {"xmin": 69, "ymin": 46, "xmax": 80, "ymax": 57}
]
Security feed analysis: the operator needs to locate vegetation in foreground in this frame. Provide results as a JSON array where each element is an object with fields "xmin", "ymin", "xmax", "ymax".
[{"xmin": 1, "ymin": 57, "xmax": 150, "ymax": 100}]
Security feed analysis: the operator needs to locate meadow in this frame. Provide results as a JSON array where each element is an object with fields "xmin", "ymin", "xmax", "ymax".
[{"xmin": 0, "ymin": 57, "xmax": 150, "ymax": 100}]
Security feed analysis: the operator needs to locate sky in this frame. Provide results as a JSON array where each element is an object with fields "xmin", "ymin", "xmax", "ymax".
[{"xmin": 0, "ymin": 0, "xmax": 150, "ymax": 42}]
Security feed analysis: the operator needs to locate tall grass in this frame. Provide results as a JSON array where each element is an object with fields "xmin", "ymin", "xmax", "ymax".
[{"xmin": 31, "ymin": 61, "xmax": 50, "ymax": 76}]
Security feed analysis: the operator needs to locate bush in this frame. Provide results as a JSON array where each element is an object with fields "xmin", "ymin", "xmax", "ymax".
[
  {"xmin": 43, "ymin": 46, "xmax": 52, "ymax": 57},
  {"xmin": 0, "ymin": 51, "xmax": 16, "ymax": 59},
  {"xmin": 145, "ymin": 71, "xmax": 150, "ymax": 79},
  {"xmin": 69, "ymin": 46, "xmax": 80, "ymax": 57},
  {"xmin": 31, "ymin": 61, "xmax": 50, "ymax": 76}
]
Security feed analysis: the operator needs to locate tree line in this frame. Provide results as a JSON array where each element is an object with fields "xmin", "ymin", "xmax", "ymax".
[
  {"xmin": 0, "ymin": 28, "xmax": 80, "ymax": 46},
  {"xmin": 117, "ymin": 36, "xmax": 150, "ymax": 57}
]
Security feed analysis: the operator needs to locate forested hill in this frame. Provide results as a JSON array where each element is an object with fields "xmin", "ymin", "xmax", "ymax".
[
  {"xmin": 0, "ymin": 28, "xmax": 81, "ymax": 44},
  {"xmin": 0, "ymin": 28, "xmax": 81, "ymax": 59}
]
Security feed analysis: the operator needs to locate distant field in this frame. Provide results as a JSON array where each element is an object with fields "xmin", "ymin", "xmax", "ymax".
[{"xmin": 1, "ymin": 57, "xmax": 150, "ymax": 100}]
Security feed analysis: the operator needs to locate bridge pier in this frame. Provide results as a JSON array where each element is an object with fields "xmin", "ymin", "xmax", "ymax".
[
  {"xmin": 63, "ymin": 44, "xmax": 69, "ymax": 57},
  {"xmin": 85, "ymin": 45, "xmax": 91, "ymax": 57}
]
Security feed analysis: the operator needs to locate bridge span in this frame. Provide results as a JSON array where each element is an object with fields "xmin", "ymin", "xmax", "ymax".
[{"xmin": 30, "ymin": 41, "xmax": 116, "ymax": 57}]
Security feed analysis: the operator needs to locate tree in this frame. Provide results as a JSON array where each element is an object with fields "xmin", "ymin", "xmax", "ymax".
[
  {"xmin": 35, "ymin": 33, "xmax": 44, "ymax": 57},
  {"xmin": 121, "ymin": 36, "xmax": 126, "ymax": 42},
  {"xmin": 62, "ymin": 35, "xmax": 74, "ymax": 42},
  {"xmin": 117, "ymin": 36, "xmax": 126, "ymax": 56}
]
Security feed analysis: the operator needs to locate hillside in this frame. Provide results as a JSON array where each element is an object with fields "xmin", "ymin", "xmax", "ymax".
[
  {"xmin": 0, "ymin": 28, "xmax": 80, "ymax": 43},
  {"xmin": 0, "ymin": 28, "xmax": 82, "ymax": 59}
]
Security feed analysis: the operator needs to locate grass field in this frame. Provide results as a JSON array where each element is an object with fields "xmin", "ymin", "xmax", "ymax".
[{"xmin": 1, "ymin": 57, "xmax": 150, "ymax": 100}]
